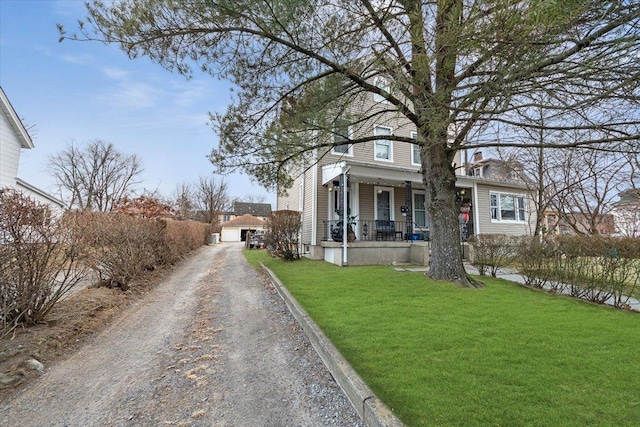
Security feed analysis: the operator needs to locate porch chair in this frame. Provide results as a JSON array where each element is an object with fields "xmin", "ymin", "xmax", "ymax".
[{"xmin": 375, "ymin": 220, "xmax": 403, "ymax": 241}]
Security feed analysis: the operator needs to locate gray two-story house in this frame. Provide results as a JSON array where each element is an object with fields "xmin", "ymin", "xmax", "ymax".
[{"xmin": 277, "ymin": 80, "xmax": 535, "ymax": 266}]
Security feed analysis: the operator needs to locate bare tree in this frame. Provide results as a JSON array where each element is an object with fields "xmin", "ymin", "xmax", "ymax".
[
  {"xmin": 547, "ymin": 146, "xmax": 632, "ymax": 235},
  {"xmin": 61, "ymin": 1, "xmax": 640, "ymax": 286},
  {"xmin": 171, "ymin": 182, "xmax": 196, "ymax": 219},
  {"xmin": 194, "ymin": 175, "xmax": 230, "ymax": 225},
  {"xmin": 49, "ymin": 140, "xmax": 143, "ymax": 211}
]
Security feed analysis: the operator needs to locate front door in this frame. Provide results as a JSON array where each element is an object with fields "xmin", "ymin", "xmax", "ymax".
[{"xmin": 375, "ymin": 187, "xmax": 394, "ymax": 221}]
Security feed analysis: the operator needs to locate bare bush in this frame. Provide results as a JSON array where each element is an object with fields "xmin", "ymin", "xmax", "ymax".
[
  {"xmin": 515, "ymin": 236, "xmax": 559, "ymax": 289},
  {"xmin": 468, "ymin": 234, "xmax": 516, "ymax": 277},
  {"xmin": 163, "ymin": 219, "xmax": 213, "ymax": 263},
  {"xmin": 516, "ymin": 234, "xmax": 640, "ymax": 309},
  {"xmin": 0, "ymin": 189, "xmax": 88, "ymax": 333},
  {"xmin": 77, "ymin": 212, "xmax": 165, "ymax": 290},
  {"xmin": 265, "ymin": 210, "xmax": 301, "ymax": 261}
]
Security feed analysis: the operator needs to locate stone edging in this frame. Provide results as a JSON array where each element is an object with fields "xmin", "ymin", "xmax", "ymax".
[{"xmin": 260, "ymin": 263, "xmax": 405, "ymax": 427}]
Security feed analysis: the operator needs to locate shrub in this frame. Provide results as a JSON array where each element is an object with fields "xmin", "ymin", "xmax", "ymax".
[
  {"xmin": 162, "ymin": 219, "xmax": 213, "ymax": 263},
  {"xmin": 514, "ymin": 236, "xmax": 558, "ymax": 289},
  {"xmin": 0, "ymin": 189, "xmax": 88, "ymax": 332},
  {"xmin": 77, "ymin": 212, "xmax": 213, "ymax": 290},
  {"xmin": 468, "ymin": 234, "xmax": 515, "ymax": 277},
  {"xmin": 265, "ymin": 210, "xmax": 301, "ymax": 261},
  {"xmin": 77, "ymin": 212, "xmax": 165, "ymax": 290},
  {"xmin": 515, "ymin": 234, "xmax": 640, "ymax": 309}
]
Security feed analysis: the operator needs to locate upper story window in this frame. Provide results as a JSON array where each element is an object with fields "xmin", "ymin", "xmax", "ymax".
[
  {"xmin": 373, "ymin": 76, "xmax": 390, "ymax": 103},
  {"xmin": 411, "ymin": 132, "xmax": 421, "ymax": 166},
  {"xmin": 490, "ymin": 192, "xmax": 526, "ymax": 222},
  {"xmin": 374, "ymin": 126, "xmax": 393, "ymax": 162},
  {"xmin": 331, "ymin": 121, "xmax": 353, "ymax": 156}
]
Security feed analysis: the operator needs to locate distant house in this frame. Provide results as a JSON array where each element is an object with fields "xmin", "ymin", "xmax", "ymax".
[
  {"xmin": 542, "ymin": 210, "xmax": 616, "ymax": 236},
  {"xmin": 612, "ymin": 188, "xmax": 640, "ymax": 237},
  {"xmin": 219, "ymin": 201, "xmax": 272, "ymax": 223},
  {"xmin": 466, "ymin": 152, "xmax": 525, "ymax": 182},
  {"xmin": 220, "ymin": 214, "xmax": 266, "ymax": 242},
  {"xmin": 0, "ymin": 87, "xmax": 63, "ymax": 210}
]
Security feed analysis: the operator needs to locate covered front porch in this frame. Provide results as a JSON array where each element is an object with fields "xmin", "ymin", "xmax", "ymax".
[
  {"xmin": 318, "ymin": 161, "xmax": 475, "ymax": 266},
  {"xmin": 320, "ymin": 161, "xmax": 475, "ymax": 243}
]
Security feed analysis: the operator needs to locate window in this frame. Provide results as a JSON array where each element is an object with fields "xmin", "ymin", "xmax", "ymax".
[
  {"xmin": 374, "ymin": 126, "xmax": 392, "ymax": 161},
  {"xmin": 373, "ymin": 76, "xmax": 390, "ymax": 103},
  {"xmin": 331, "ymin": 121, "xmax": 353, "ymax": 156},
  {"xmin": 490, "ymin": 192, "xmax": 526, "ymax": 222},
  {"xmin": 223, "ymin": 214, "xmax": 231, "ymax": 222},
  {"xmin": 413, "ymin": 192, "xmax": 428, "ymax": 229},
  {"xmin": 411, "ymin": 132, "xmax": 421, "ymax": 165}
]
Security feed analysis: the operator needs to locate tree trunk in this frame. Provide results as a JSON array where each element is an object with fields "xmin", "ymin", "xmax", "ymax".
[{"xmin": 423, "ymin": 139, "xmax": 483, "ymax": 289}]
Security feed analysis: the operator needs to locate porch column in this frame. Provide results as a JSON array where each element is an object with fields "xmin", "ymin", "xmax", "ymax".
[
  {"xmin": 340, "ymin": 172, "xmax": 349, "ymax": 265},
  {"xmin": 405, "ymin": 180, "xmax": 413, "ymax": 239}
]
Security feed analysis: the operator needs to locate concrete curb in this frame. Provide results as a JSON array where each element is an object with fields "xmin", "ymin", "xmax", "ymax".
[{"xmin": 260, "ymin": 263, "xmax": 404, "ymax": 427}]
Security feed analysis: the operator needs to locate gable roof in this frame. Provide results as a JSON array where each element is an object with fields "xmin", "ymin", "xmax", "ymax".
[
  {"xmin": 15, "ymin": 178, "xmax": 65, "ymax": 209},
  {"xmin": 224, "ymin": 214, "xmax": 265, "ymax": 227},
  {"xmin": 0, "ymin": 86, "xmax": 34, "ymax": 149},
  {"xmin": 233, "ymin": 202, "xmax": 272, "ymax": 217}
]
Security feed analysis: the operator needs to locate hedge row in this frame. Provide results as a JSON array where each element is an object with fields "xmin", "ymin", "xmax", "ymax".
[
  {"xmin": 74, "ymin": 211, "xmax": 213, "ymax": 289},
  {"xmin": 1, "ymin": 189, "xmax": 212, "ymax": 333},
  {"xmin": 469, "ymin": 234, "xmax": 640, "ymax": 310}
]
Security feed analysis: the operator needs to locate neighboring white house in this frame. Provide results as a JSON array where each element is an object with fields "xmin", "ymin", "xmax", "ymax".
[
  {"xmin": 612, "ymin": 188, "xmax": 640, "ymax": 237},
  {"xmin": 220, "ymin": 214, "xmax": 266, "ymax": 242},
  {"xmin": 0, "ymin": 86, "xmax": 64, "ymax": 210}
]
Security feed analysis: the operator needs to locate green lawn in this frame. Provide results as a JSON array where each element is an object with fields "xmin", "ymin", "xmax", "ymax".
[{"xmin": 244, "ymin": 250, "xmax": 640, "ymax": 426}]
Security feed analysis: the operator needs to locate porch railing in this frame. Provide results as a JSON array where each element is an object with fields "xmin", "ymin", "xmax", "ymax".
[
  {"xmin": 323, "ymin": 219, "xmax": 422, "ymax": 242},
  {"xmin": 322, "ymin": 220, "xmax": 474, "ymax": 242}
]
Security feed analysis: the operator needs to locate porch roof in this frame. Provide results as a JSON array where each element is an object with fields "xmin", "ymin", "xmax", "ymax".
[{"xmin": 323, "ymin": 160, "xmax": 530, "ymax": 191}]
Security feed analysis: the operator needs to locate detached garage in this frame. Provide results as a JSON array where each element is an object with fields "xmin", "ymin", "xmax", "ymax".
[{"xmin": 220, "ymin": 214, "xmax": 266, "ymax": 242}]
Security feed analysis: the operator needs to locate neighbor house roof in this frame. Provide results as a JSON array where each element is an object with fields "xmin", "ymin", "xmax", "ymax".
[
  {"xmin": 15, "ymin": 178, "xmax": 65, "ymax": 209},
  {"xmin": 232, "ymin": 202, "xmax": 272, "ymax": 217},
  {"xmin": 223, "ymin": 214, "xmax": 265, "ymax": 227},
  {"xmin": 0, "ymin": 86, "xmax": 33, "ymax": 149}
]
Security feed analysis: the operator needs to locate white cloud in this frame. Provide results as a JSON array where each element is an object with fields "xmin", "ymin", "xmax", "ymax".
[
  {"xmin": 62, "ymin": 54, "xmax": 91, "ymax": 65},
  {"xmin": 102, "ymin": 82, "xmax": 159, "ymax": 109},
  {"xmin": 103, "ymin": 67, "xmax": 129, "ymax": 80}
]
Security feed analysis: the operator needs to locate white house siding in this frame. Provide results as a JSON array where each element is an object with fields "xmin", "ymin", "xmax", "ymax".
[
  {"xmin": 300, "ymin": 168, "xmax": 314, "ymax": 244},
  {"xmin": 474, "ymin": 182, "xmax": 535, "ymax": 235},
  {"xmin": 0, "ymin": 111, "xmax": 22, "ymax": 188}
]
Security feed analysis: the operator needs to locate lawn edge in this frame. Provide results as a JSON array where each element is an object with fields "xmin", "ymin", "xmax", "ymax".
[{"xmin": 260, "ymin": 262, "xmax": 405, "ymax": 427}]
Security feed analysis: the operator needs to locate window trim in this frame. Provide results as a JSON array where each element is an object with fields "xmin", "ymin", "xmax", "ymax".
[
  {"xmin": 373, "ymin": 125, "xmax": 393, "ymax": 163},
  {"xmin": 490, "ymin": 191, "xmax": 527, "ymax": 223}
]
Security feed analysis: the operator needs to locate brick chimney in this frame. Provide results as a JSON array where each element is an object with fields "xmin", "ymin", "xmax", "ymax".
[{"xmin": 473, "ymin": 151, "xmax": 483, "ymax": 162}]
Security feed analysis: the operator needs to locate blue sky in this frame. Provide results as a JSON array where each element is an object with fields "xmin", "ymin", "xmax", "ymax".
[{"xmin": 0, "ymin": 0, "xmax": 275, "ymax": 206}]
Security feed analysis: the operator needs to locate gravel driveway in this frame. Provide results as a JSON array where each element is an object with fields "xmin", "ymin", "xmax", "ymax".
[{"xmin": 0, "ymin": 243, "xmax": 362, "ymax": 426}]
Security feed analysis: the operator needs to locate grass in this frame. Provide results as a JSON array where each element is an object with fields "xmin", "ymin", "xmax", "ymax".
[{"xmin": 244, "ymin": 249, "xmax": 640, "ymax": 426}]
